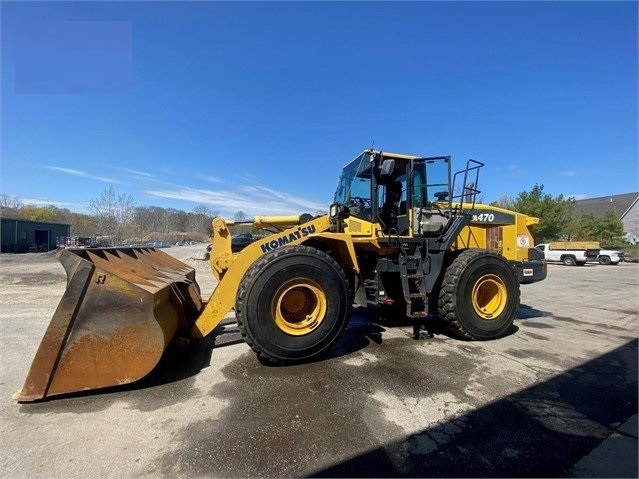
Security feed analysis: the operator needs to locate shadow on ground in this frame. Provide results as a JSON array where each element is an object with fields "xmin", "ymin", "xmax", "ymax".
[{"xmin": 309, "ymin": 339, "xmax": 638, "ymax": 478}]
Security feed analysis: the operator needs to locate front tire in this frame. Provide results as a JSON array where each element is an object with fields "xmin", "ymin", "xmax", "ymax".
[
  {"xmin": 599, "ymin": 256, "xmax": 611, "ymax": 265},
  {"xmin": 437, "ymin": 250, "xmax": 519, "ymax": 340},
  {"xmin": 236, "ymin": 245, "xmax": 350, "ymax": 363}
]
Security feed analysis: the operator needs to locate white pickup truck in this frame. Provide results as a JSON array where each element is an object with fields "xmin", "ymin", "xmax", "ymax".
[
  {"xmin": 596, "ymin": 249, "xmax": 624, "ymax": 265},
  {"xmin": 535, "ymin": 242, "xmax": 600, "ymax": 266}
]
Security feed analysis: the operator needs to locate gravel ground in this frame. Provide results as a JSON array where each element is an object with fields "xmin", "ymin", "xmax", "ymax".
[{"xmin": 0, "ymin": 246, "xmax": 637, "ymax": 478}]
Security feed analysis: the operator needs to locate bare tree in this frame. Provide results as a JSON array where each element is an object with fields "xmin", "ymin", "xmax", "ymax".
[
  {"xmin": 89, "ymin": 186, "xmax": 136, "ymax": 245},
  {"xmin": 155, "ymin": 208, "xmax": 180, "ymax": 237},
  {"xmin": 0, "ymin": 194, "xmax": 23, "ymax": 218},
  {"xmin": 133, "ymin": 206, "xmax": 156, "ymax": 234},
  {"xmin": 234, "ymin": 210, "xmax": 247, "ymax": 221},
  {"xmin": 491, "ymin": 194, "xmax": 516, "ymax": 210},
  {"xmin": 68, "ymin": 212, "xmax": 98, "ymax": 236},
  {"xmin": 188, "ymin": 205, "xmax": 215, "ymax": 234}
]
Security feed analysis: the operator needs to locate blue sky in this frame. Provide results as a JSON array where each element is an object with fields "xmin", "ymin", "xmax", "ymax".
[{"xmin": 1, "ymin": 1, "xmax": 637, "ymax": 217}]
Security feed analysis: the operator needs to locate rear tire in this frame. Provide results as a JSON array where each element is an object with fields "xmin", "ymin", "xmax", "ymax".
[
  {"xmin": 437, "ymin": 249, "xmax": 519, "ymax": 340},
  {"xmin": 562, "ymin": 256, "xmax": 577, "ymax": 266},
  {"xmin": 236, "ymin": 245, "xmax": 350, "ymax": 363}
]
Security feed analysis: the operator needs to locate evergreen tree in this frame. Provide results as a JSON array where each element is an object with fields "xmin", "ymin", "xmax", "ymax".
[{"xmin": 513, "ymin": 184, "xmax": 567, "ymax": 242}]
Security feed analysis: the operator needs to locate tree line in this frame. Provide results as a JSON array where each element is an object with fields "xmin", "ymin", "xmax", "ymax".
[
  {"xmin": 1, "ymin": 187, "xmax": 219, "ymax": 246},
  {"xmin": 492, "ymin": 184, "xmax": 625, "ymax": 245},
  {"xmin": 1, "ymin": 183, "xmax": 627, "ymax": 246}
]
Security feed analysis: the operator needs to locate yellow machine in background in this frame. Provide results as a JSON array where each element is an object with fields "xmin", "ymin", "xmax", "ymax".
[{"xmin": 15, "ymin": 149, "xmax": 546, "ymax": 402}]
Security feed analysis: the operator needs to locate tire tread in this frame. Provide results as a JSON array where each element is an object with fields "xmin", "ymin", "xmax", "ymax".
[
  {"xmin": 235, "ymin": 245, "xmax": 348, "ymax": 363},
  {"xmin": 437, "ymin": 249, "xmax": 519, "ymax": 340}
]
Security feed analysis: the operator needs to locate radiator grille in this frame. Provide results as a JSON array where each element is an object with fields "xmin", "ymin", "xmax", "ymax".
[{"xmin": 349, "ymin": 220, "xmax": 361, "ymax": 233}]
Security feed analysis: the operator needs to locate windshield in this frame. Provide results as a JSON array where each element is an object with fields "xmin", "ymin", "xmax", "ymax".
[{"xmin": 333, "ymin": 152, "xmax": 373, "ymax": 221}]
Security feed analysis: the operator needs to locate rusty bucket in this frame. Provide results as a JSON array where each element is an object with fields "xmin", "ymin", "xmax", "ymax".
[{"xmin": 14, "ymin": 247, "xmax": 203, "ymax": 402}]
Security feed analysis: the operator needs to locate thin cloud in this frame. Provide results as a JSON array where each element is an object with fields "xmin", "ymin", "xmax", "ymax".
[
  {"xmin": 100, "ymin": 163, "xmax": 156, "ymax": 181},
  {"xmin": 124, "ymin": 168, "xmax": 154, "ymax": 179},
  {"xmin": 560, "ymin": 171, "xmax": 576, "ymax": 177},
  {"xmin": 240, "ymin": 185, "xmax": 327, "ymax": 212},
  {"xmin": 20, "ymin": 197, "xmax": 88, "ymax": 209},
  {"xmin": 144, "ymin": 183, "xmax": 326, "ymax": 217},
  {"xmin": 197, "ymin": 174, "xmax": 224, "ymax": 183},
  {"xmin": 45, "ymin": 166, "xmax": 124, "ymax": 184},
  {"xmin": 567, "ymin": 194, "xmax": 589, "ymax": 201},
  {"xmin": 240, "ymin": 172, "xmax": 260, "ymax": 184}
]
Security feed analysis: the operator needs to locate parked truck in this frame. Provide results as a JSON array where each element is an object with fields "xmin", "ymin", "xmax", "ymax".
[{"xmin": 535, "ymin": 241, "xmax": 600, "ymax": 266}]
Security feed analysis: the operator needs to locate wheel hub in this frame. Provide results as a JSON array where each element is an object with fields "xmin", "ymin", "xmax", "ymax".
[
  {"xmin": 273, "ymin": 278, "xmax": 327, "ymax": 336},
  {"xmin": 471, "ymin": 274, "xmax": 507, "ymax": 320}
]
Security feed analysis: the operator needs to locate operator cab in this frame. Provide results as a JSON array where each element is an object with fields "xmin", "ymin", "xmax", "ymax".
[{"xmin": 331, "ymin": 150, "xmax": 469, "ymax": 237}]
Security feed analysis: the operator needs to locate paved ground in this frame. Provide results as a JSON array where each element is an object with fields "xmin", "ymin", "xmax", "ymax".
[
  {"xmin": 563, "ymin": 413, "xmax": 638, "ymax": 478},
  {"xmin": 0, "ymin": 245, "xmax": 637, "ymax": 478}
]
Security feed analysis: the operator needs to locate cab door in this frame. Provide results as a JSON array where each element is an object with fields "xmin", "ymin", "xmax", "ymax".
[{"xmin": 411, "ymin": 157, "xmax": 452, "ymax": 237}]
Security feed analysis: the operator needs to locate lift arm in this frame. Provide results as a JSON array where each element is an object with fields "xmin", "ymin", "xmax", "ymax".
[{"xmin": 192, "ymin": 215, "xmax": 333, "ymax": 338}]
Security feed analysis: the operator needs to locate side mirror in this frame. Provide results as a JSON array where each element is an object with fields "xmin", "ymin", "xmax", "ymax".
[{"xmin": 378, "ymin": 159, "xmax": 395, "ymax": 181}]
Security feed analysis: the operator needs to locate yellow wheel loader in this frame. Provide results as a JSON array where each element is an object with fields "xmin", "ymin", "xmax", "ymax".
[{"xmin": 15, "ymin": 149, "xmax": 546, "ymax": 402}]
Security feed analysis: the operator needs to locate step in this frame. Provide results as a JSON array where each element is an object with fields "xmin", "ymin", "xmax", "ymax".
[{"xmin": 408, "ymin": 293, "xmax": 426, "ymax": 299}]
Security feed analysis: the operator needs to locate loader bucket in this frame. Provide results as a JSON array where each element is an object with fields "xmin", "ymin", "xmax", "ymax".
[{"xmin": 14, "ymin": 247, "xmax": 203, "ymax": 402}]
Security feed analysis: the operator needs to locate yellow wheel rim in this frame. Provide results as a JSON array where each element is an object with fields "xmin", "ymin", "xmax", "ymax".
[
  {"xmin": 471, "ymin": 274, "xmax": 507, "ymax": 320},
  {"xmin": 272, "ymin": 278, "xmax": 327, "ymax": 336}
]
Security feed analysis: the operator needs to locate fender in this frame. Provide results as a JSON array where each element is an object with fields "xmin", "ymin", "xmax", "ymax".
[{"xmin": 194, "ymin": 216, "xmax": 340, "ymax": 338}]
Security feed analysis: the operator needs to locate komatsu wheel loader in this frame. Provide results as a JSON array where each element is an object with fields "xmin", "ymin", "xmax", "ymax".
[{"xmin": 15, "ymin": 149, "xmax": 546, "ymax": 402}]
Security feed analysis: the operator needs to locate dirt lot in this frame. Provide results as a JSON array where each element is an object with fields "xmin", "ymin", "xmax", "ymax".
[{"xmin": 0, "ymin": 245, "xmax": 637, "ymax": 478}]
